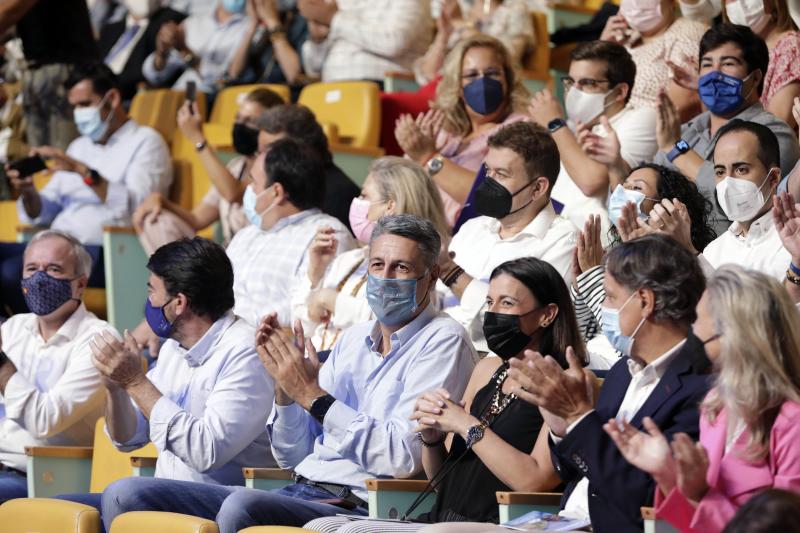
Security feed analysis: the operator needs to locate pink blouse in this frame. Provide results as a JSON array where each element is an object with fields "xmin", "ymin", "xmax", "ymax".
[{"xmin": 761, "ymin": 32, "xmax": 800, "ymax": 109}]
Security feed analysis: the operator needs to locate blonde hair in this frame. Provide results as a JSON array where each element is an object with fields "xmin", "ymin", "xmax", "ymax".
[
  {"xmin": 434, "ymin": 34, "xmax": 530, "ymax": 138},
  {"xmin": 367, "ymin": 156, "xmax": 450, "ymax": 241},
  {"xmin": 702, "ymin": 265, "xmax": 800, "ymax": 460}
]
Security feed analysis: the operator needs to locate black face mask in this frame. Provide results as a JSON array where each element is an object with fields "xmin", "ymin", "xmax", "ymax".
[
  {"xmin": 232, "ymin": 122, "xmax": 259, "ymax": 156},
  {"xmin": 483, "ymin": 309, "xmax": 541, "ymax": 361},
  {"xmin": 473, "ymin": 177, "xmax": 534, "ymax": 219}
]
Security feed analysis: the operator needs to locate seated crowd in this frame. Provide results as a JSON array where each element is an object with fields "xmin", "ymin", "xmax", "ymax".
[{"xmin": 2, "ymin": 1, "xmax": 800, "ymax": 533}]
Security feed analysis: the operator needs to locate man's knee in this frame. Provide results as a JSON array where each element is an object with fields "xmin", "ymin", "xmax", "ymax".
[
  {"xmin": 217, "ymin": 489, "xmax": 283, "ymax": 533},
  {"xmin": 102, "ymin": 477, "xmax": 156, "ymax": 516}
]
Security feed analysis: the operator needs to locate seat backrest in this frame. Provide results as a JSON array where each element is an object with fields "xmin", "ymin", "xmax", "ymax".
[
  {"xmin": 169, "ymin": 159, "xmax": 194, "ymax": 211},
  {"xmin": 90, "ymin": 417, "xmax": 158, "ymax": 493},
  {"xmin": 209, "ymin": 84, "xmax": 290, "ymax": 126},
  {"xmin": 109, "ymin": 511, "xmax": 219, "ymax": 533},
  {"xmin": 129, "ymin": 89, "xmax": 207, "ymax": 144},
  {"xmin": 298, "ymin": 81, "xmax": 381, "ymax": 148},
  {"xmin": 0, "ymin": 200, "xmax": 18, "ymax": 242},
  {"xmin": 0, "ymin": 498, "xmax": 100, "ymax": 533},
  {"xmin": 524, "ymin": 12, "xmax": 551, "ymax": 75}
]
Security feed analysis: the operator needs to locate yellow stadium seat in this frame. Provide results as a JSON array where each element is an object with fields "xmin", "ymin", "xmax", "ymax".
[
  {"xmin": 522, "ymin": 11, "xmax": 553, "ymax": 94},
  {"xmin": 0, "ymin": 498, "xmax": 100, "ymax": 533},
  {"xmin": 298, "ymin": 82, "xmax": 381, "ymax": 148},
  {"xmin": 110, "ymin": 511, "xmax": 218, "ymax": 533},
  {"xmin": 209, "ymin": 84, "xmax": 290, "ymax": 127},
  {"xmin": 129, "ymin": 89, "xmax": 207, "ymax": 144},
  {"xmin": 0, "ymin": 200, "xmax": 17, "ymax": 242}
]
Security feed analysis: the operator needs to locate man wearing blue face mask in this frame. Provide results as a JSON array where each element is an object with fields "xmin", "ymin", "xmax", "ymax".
[
  {"xmin": 1, "ymin": 63, "xmax": 171, "ymax": 315},
  {"xmin": 653, "ymin": 23, "xmax": 800, "ymax": 236}
]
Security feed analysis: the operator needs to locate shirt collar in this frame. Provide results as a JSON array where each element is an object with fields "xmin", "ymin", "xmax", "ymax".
[
  {"xmin": 262, "ymin": 209, "xmax": 320, "ymax": 234},
  {"xmin": 690, "ymin": 103, "xmax": 766, "ymax": 144},
  {"xmin": 728, "ymin": 208, "xmax": 776, "ymax": 241},
  {"xmin": 364, "ymin": 303, "xmax": 437, "ymax": 355},
  {"xmin": 100, "ymin": 119, "xmax": 135, "ymax": 147},
  {"xmin": 180, "ymin": 312, "xmax": 236, "ymax": 367},
  {"xmin": 627, "ymin": 338, "xmax": 686, "ymax": 380},
  {"xmin": 481, "ymin": 203, "xmax": 557, "ymax": 241},
  {"xmin": 24, "ymin": 303, "xmax": 89, "ymax": 345}
]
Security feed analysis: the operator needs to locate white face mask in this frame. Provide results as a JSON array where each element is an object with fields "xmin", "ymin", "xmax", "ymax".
[
  {"xmin": 715, "ymin": 170, "xmax": 773, "ymax": 222},
  {"xmin": 725, "ymin": 0, "xmax": 770, "ymax": 34},
  {"xmin": 565, "ymin": 86, "xmax": 614, "ymax": 126},
  {"xmin": 123, "ymin": 0, "xmax": 160, "ymax": 19}
]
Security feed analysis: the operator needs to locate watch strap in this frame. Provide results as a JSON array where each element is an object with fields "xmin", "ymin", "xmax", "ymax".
[
  {"xmin": 309, "ymin": 394, "xmax": 336, "ymax": 425},
  {"xmin": 666, "ymin": 140, "xmax": 690, "ymax": 163},
  {"xmin": 547, "ymin": 118, "xmax": 567, "ymax": 134}
]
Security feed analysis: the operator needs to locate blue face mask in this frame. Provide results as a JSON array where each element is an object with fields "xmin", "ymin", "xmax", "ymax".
[
  {"xmin": 366, "ymin": 273, "xmax": 428, "ymax": 326},
  {"xmin": 607, "ymin": 184, "xmax": 658, "ymax": 227},
  {"xmin": 221, "ymin": 0, "xmax": 246, "ymax": 13},
  {"xmin": 463, "ymin": 76, "xmax": 505, "ymax": 116},
  {"xmin": 73, "ymin": 93, "xmax": 112, "ymax": 142},
  {"xmin": 698, "ymin": 71, "xmax": 753, "ymax": 116},
  {"xmin": 144, "ymin": 297, "xmax": 174, "ymax": 338},
  {"xmin": 21, "ymin": 270, "xmax": 78, "ymax": 316},
  {"xmin": 243, "ymin": 185, "xmax": 262, "ymax": 228},
  {"xmin": 601, "ymin": 290, "xmax": 647, "ymax": 356}
]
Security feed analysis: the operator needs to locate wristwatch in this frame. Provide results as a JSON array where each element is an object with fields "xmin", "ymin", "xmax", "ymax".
[
  {"xmin": 309, "ymin": 394, "xmax": 336, "ymax": 424},
  {"xmin": 194, "ymin": 140, "xmax": 208, "ymax": 152},
  {"xmin": 547, "ymin": 118, "xmax": 567, "ymax": 134},
  {"xmin": 666, "ymin": 139, "xmax": 690, "ymax": 163},
  {"xmin": 83, "ymin": 168, "xmax": 101, "ymax": 187},
  {"xmin": 464, "ymin": 421, "xmax": 488, "ymax": 449},
  {"xmin": 426, "ymin": 154, "xmax": 445, "ymax": 176}
]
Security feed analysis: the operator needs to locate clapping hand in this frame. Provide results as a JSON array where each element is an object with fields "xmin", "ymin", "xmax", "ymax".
[
  {"xmin": 573, "ymin": 214, "xmax": 604, "ymax": 280},
  {"xmin": 617, "ymin": 202, "xmax": 655, "ymax": 242},
  {"xmin": 671, "ymin": 432, "xmax": 710, "ymax": 503},
  {"xmin": 646, "ymin": 198, "xmax": 697, "ymax": 253},
  {"xmin": 599, "ymin": 13, "xmax": 632, "ymax": 44},
  {"xmin": 307, "ymin": 226, "xmax": 338, "ymax": 287},
  {"xmin": 528, "ymin": 89, "xmax": 564, "ymax": 128},
  {"xmin": 656, "ymin": 90, "xmax": 682, "ymax": 153},
  {"xmin": 91, "ymin": 330, "xmax": 146, "ymax": 390},
  {"xmin": 603, "ymin": 416, "xmax": 677, "ymax": 494},
  {"xmin": 410, "ymin": 388, "xmax": 475, "ymax": 441},
  {"xmin": 578, "ymin": 116, "xmax": 624, "ymax": 169},
  {"xmin": 395, "ymin": 109, "xmax": 443, "ymax": 164},
  {"xmin": 667, "ymin": 53, "xmax": 699, "ymax": 92},
  {"xmin": 773, "ymin": 191, "xmax": 800, "ymax": 264}
]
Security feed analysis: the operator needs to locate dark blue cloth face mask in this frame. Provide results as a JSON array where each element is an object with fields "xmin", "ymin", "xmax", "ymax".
[
  {"xmin": 20, "ymin": 270, "xmax": 77, "ymax": 315},
  {"xmin": 463, "ymin": 76, "xmax": 505, "ymax": 116},
  {"xmin": 698, "ymin": 70, "xmax": 752, "ymax": 115},
  {"xmin": 145, "ymin": 297, "xmax": 174, "ymax": 338}
]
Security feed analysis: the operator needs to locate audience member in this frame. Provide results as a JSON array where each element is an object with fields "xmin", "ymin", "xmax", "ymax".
[
  {"xmin": 606, "ymin": 265, "xmax": 800, "ymax": 533},
  {"xmin": 228, "ymin": 0, "xmax": 306, "ymax": 87},
  {"xmin": 99, "ymin": 0, "xmax": 187, "ymax": 102},
  {"xmin": 299, "ymin": 0, "xmax": 433, "ymax": 83},
  {"xmin": 99, "ymin": 214, "xmax": 477, "ymax": 532},
  {"xmin": 395, "ymin": 34, "xmax": 530, "ymax": 227},
  {"xmin": 508, "ymin": 235, "xmax": 711, "ymax": 532},
  {"xmin": 142, "ymin": 0, "xmax": 252, "ymax": 94},
  {"xmin": 0, "ymin": 231, "xmax": 110, "ymax": 502},
  {"xmin": 654, "ymin": 23, "xmax": 800, "ymax": 235},
  {"xmin": 163, "ymin": 0, "xmax": 219, "ymax": 16},
  {"xmin": 225, "ymin": 137, "xmax": 356, "ymax": 328},
  {"xmin": 292, "ymin": 156, "xmax": 449, "ymax": 351},
  {"xmin": 439, "ymin": 122, "xmax": 576, "ymax": 352},
  {"xmin": 1, "ymin": 63, "xmax": 171, "ymax": 315},
  {"xmin": 601, "ymin": 0, "xmax": 706, "ymax": 120},
  {"xmin": 133, "ymin": 88, "xmax": 284, "ymax": 254},
  {"xmin": 304, "ymin": 257, "xmax": 586, "ymax": 532},
  {"xmin": 722, "ymin": 489, "xmax": 800, "ymax": 533},
  {"xmin": 257, "ymin": 104, "xmax": 360, "ymax": 230},
  {"xmin": 0, "ymin": 0, "xmax": 99, "ymax": 149},
  {"xmin": 58, "ymin": 237, "xmax": 276, "ymax": 527},
  {"xmin": 678, "ymin": 0, "xmax": 720, "ymax": 22},
  {"xmin": 529, "ymin": 40, "xmax": 657, "ymax": 242},
  {"xmin": 700, "ymin": 120, "xmax": 789, "ymax": 279}
]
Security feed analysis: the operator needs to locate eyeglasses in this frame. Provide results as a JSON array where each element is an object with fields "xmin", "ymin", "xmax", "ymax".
[{"xmin": 561, "ymin": 77, "xmax": 611, "ymax": 91}]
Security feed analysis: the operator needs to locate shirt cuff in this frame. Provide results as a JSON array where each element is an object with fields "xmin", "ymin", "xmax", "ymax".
[
  {"xmin": 148, "ymin": 395, "xmax": 182, "ymax": 451},
  {"xmin": 322, "ymin": 399, "xmax": 358, "ymax": 443},
  {"xmin": 550, "ymin": 409, "xmax": 595, "ymax": 444},
  {"xmin": 269, "ymin": 401, "xmax": 307, "ymax": 429}
]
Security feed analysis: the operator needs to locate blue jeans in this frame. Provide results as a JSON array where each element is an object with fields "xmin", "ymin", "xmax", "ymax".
[
  {"xmin": 0, "ymin": 470, "xmax": 28, "ymax": 503},
  {"xmin": 101, "ymin": 477, "xmax": 366, "ymax": 533}
]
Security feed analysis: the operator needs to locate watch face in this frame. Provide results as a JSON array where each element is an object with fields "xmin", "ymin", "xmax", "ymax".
[{"xmin": 677, "ymin": 140, "xmax": 690, "ymax": 151}]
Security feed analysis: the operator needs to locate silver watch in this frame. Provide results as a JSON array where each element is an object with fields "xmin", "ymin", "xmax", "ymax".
[
  {"xmin": 465, "ymin": 422, "xmax": 487, "ymax": 449},
  {"xmin": 426, "ymin": 154, "xmax": 444, "ymax": 176}
]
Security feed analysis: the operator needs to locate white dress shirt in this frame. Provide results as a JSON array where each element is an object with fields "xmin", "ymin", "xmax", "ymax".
[
  {"xmin": 559, "ymin": 339, "xmax": 686, "ymax": 521},
  {"xmin": 17, "ymin": 120, "xmax": 172, "ymax": 245},
  {"xmin": 301, "ymin": 0, "xmax": 433, "ymax": 81},
  {"xmin": 105, "ymin": 14, "xmax": 149, "ymax": 74},
  {"xmin": 226, "ymin": 209, "xmax": 357, "ymax": 328},
  {"xmin": 291, "ymin": 246, "xmax": 372, "ymax": 351},
  {"xmin": 0, "ymin": 304, "xmax": 111, "ymax": 471},
  {"xmin": 700, "ymin": 209, "xmax": 791, "ymax": 281},
  {"xmin": 268, "ymin": 304, "xmax": 477, "ymax": 500},
  {"xmin": 142, "ymin": 11, "xmax": 251, "ymax": 92},
  {"xmin": 444, "ymin": 204, "xmax": 577, "ymax": 352},
  {"xmin": 112, "ymin": 312, "xmax": 276, "ymax": 485},
  {"xmin": 552, "ymin": 106, "xmax": 658, "ymax": 246}
]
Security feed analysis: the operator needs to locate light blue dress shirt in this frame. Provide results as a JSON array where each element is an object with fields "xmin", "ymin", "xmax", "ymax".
[
  {"xmin": 267, "ymin": 304, "xmax": 478, "ymax": 500},
  {"xmin": 112, "ymin": 312, "xmax": 276, "ymax": 485}
]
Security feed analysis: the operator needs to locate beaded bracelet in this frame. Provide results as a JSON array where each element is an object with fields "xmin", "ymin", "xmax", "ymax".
[
  {"xmin": 417, "ymin": 432, "xmax": 446, "ymax": 448},
  {"xmin": 786, "ymin": 269, "xmax": 800, "ymax": 286},
  {"xmin": 790, "ymin": 262, "xmax": 800, "ymax": 277}
]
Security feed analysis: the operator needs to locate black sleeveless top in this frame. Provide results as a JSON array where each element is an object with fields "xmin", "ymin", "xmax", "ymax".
[{"xmin": 427, "ymin": 364, "xmax": 544, "ymax": 524}]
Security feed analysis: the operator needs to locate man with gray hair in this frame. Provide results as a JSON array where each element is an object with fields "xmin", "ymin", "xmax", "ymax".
[
  {"xmin": 0, "ymin": 229, "xmax": 113, "ymax": 502},
  {"xmin": 97, "ymin": 214, "xmax": 477, "ymax": 532}
]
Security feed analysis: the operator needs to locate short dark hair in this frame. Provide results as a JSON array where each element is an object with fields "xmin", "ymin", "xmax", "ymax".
[
  {"xmin": 723, "ymin": 489, "xmax": 800, "ymax": 533},
  {"xmin": 487, "ymin": 122, "xmax": 560, "ymax": 193},
  {"xmin": 490, "ymin": 257, "xmax": 587, "ymax": 367},
  {"xmin": 257, "ymin": 104, "xmax": 332, "ymax": 164},
  {"xmin": 264, "ymin": 137, "xmax": 325, "ymax": 210},
  {"xmin": 714, "ymin": 119, "xmax": 780, "ymax": 169},
  {"xmin": 699, "ymin": 23, "xmax": 770, "ymax": 95},
  {"xmin": 244, "ymin": 88, "xmax": 285, "ymax": 110},
  {"xmin": 64, "ymin": 62, "xmax": 120, "ymax": 95},
  {"xmin": 146, "ymin": 237, "xmax": 235, "ymax": 322},
  {"xmin": 570, "ymin": 40, "xmax": 636, "ymax": 104},
  {"xmin": 604, "ymin": 234, "xmax": 706, "ymax": 326}
]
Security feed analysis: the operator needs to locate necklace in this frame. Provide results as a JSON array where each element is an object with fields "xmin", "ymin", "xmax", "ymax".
[{"xmin": 483, "ymin": 365, "xmax": 517, "ymax": 422}]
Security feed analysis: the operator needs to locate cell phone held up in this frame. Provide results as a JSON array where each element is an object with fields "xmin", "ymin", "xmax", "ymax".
[
  {"xmin": 186, "ymin": 81, "xmax": 196, "ymax": 115},
  {"xmin": 8, "ymin": 154, "xmax": 47, "ymax": 178}
]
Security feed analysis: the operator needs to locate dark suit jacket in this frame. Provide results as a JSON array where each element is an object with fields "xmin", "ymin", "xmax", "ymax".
[
  {"xmin": 551, "ymin": 334, "xmax": 712, "ymax": 533},
  {"xmin": 323, "ymin": 163, "xmax": 360, "ymax": 232},
  {"xmin": 98, "ymin": 7, "xmax": 186, "ymax": 101}
]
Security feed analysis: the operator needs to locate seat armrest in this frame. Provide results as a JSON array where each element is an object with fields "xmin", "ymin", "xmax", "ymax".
[
  {"xmin": 25, "ymin": 446, "xmax": 93, "ymax": 459},
  {"xmin": 25, "ymin": 446, "xmax": 93, "ymax": 497},
  {"xmin": 365, "ymin": 479, "xmax": 434, "ymax": 520},
  {"xmin": 130, "ymin": 456, "xmax": 158, "ymax": 477},
  {"xmin": 365, "ymin": 479, "xmax": 429, "ymax": 492},
  {"xmin": 496, "ymin": 492, "xmax": 563, "ymax": 523},
  {"xmin": 243, "ymin": 467, "xmax": 294, "ymax": 491}
]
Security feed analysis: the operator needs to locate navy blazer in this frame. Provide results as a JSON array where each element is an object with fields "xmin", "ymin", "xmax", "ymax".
[{"xmin": 550, "ymin": 334, "xmax": 712, "ymax": 533}]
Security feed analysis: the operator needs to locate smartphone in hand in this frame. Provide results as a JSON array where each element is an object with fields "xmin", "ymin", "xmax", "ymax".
[
  {"xmin": 186, "ymin": 81, "xmax": 196, "ymax": 115},
  {"xmin": 9, "ymin": 155, "xmax": 47, "ymax": 178}
]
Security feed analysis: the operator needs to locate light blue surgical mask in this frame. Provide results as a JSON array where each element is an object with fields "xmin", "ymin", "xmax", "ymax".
[
  {"xmin": 601, "ymin": 290, "xmax": 647, "ymax": 356},
  {"xmin": 366, "ymin": 272, "xmax": 428, "ymax": 326},
  {"xmin": 243, "ymin": 185, "xmax": 263, "ymax": 228},
  {"xmin": 221, "ymin": 0, "xmax": 246, "ymax": 14},
  {"xmin": 73, "ymin": 92, "xmax": 112, "ymax": 142},
  {"xmin": 607, "ymin": 184, "xmax": 659, "ymax": 227}
]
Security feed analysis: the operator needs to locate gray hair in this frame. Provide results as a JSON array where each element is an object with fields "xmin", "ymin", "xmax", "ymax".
[
  {"xmin": 26, "ymin": 230, "xmax": 93, "ymax": 277},
  {"xmin": 369, "ymin": 214, "xmax": 441, "ymax": 270}
]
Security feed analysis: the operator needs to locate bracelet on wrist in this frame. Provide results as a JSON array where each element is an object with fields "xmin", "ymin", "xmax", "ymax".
[
  {"xmin": 443, "ymin": 266, "xmax": 465, "ymax": 288},
  {"xmin": 418, "ymin": 432, "xmax": 445, "ymax": 448},
  {"xmin": 789, "ymin": 262, "xmax": 800, "ymax": 277},
  {"xmin": 787, "ymin": 269, "xmax": 800, "ymax": 286}
]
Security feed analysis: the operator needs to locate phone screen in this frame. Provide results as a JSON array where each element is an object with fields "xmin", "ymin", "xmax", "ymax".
[{"xmin": 9, "ymin": 155, "xmax": 47, "ymax": 178}]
